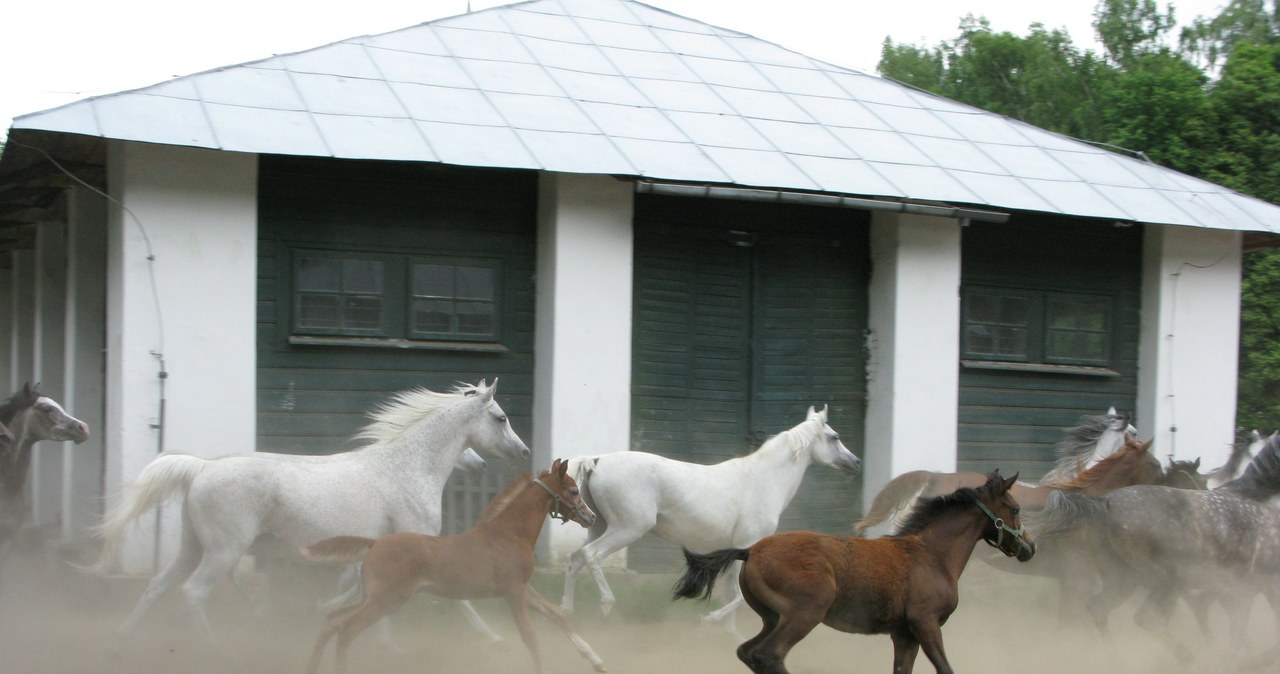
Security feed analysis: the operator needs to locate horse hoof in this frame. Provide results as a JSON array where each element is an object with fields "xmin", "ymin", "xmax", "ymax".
[{"xmin": 593, "ymin": 664, "xmax": 608, "ymax": 672}]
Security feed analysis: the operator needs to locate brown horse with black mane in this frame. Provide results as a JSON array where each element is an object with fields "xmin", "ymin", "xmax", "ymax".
[
  {"xmin": 675, "ymin": 471, "xmax": 1034, "ymax": 674},
  {"xmin": 302, "ymin": 459, "xmax": 608, "ymax": 674}
]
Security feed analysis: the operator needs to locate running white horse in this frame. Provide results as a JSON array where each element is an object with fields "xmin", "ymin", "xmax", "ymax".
[
  {"xmin": 89, "ymin": 380, "xmax": 529, "ymax": 641},
  {"xmin": 560, "ymin": 405, "xmax": 860, "ymax": 632},
  {"xmin": 1039, "ymin": 406, "xmax": 1137, "ymax": 484},
  {"xmin": 1207, "ymin": 429, "xmax": 1271, "ymax": 489}
]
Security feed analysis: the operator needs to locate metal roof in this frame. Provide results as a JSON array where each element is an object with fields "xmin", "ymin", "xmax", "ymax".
[{"xmin": 11, "ymin": 0, "xmax": 1280, "ymax": 232}]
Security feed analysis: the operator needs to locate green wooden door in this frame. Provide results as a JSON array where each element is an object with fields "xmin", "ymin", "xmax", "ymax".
[{"xmin": 629, "ymin": 195, "xmax": 868, "ymax": 570}]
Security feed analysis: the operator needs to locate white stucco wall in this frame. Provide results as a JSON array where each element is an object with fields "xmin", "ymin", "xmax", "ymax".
[
  {"xmin": 105, "ymin": 141, "xmax": 259, "ymax": 572},
  {"xmin": 533, "ymin": 173, "xmax": 633, "ymax": 565},
  {"xmin": 1137, "ymin": 225, "xmax": 1242, "ymax": 468},
  {"xmin": 864, "ymin": 212, "xmax": 962, "ymax": 510}
]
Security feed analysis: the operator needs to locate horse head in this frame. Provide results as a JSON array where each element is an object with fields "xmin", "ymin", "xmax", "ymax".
[
  {"xmin": 1158, "ymin": 456, "xmax": 1207, "ymax": 490},
  {"xmin": 17, "ymin": 386, "xmax": 90, "ymax": 445},
  {"xmin": 977, "ymin": 471, "xmax": 1035, "ymax": 562},
  {"xmin": 464, "ymin": 379, "xmax": 531, "ymax": 462},
  {"xmin": 806, "ymin": 405, "xmax": 861, "ymax": 475},
  {"xmin": 539, "ymin": 458, "xmax": 595, "ymax": 527}
]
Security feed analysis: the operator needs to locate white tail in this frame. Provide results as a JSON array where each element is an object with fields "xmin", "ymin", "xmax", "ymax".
[{"xmin": 84, "ymin": 453, "xmax": 209, "ymax": 574}]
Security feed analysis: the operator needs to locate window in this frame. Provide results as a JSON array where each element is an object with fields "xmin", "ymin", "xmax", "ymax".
[
  {"xmin": 962, "ymin": 286, "xmax": 1113, "ymax": 370},
  {"xmin": 292, "ymin": 250, "xmax": 500, "ymax": 346}
]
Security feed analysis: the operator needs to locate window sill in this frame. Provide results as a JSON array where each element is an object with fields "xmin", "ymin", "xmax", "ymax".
[
  {"xmin": 289, "ymin": 335, "xmax": 509, "ymax": 353},
  {"xmin": 961, "ymin": 359, "xmax": 1119, "ymax": 377}
]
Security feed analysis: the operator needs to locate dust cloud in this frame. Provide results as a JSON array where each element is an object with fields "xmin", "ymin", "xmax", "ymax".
[{"xmin": 0, "ymin": 541, "xmax": 1271, "ymax": 674}]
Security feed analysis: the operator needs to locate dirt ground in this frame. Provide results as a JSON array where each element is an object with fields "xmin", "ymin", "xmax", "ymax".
[{"xmin": 0, "ymin": 542, "xmax": 1275, "ymax": 674}]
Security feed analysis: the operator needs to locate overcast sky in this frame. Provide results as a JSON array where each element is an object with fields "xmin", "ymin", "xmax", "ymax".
[{"xmin": 2, "ymin": 0, "xmax": 1226, "ymax": 139}]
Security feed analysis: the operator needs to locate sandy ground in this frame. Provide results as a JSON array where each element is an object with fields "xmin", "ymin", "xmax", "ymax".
[{"xmin": 1, "ymin": 541, "xmax": 1276, "ymax": 674}]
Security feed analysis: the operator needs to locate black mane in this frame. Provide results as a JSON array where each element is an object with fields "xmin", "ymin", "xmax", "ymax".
[
  {"xmin": 1219, "ymin": 434, "xmax": 1280, "ymax": 500},
  {"xmin": 893, "ymin": 472, "xmax": 1004, "ymax": 537}
]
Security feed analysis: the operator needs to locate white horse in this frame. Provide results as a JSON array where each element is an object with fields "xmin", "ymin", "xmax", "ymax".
[
  {"xmin": 1039, "ymin": 406, "xmax": 1137, "ymax": 484},
  {"xmin": 90, "ymin": 380, "xmax": 529, "ymax": 641},
  {"xmin": 1208, "ymin": 429, "xmax": 1272, "ymax": 489},
  {"xmin": 560, "ymin": 405, "xmax": 860, "ymax": 632}
]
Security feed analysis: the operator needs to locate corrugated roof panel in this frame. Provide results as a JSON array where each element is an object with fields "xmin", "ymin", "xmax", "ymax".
[
  {"xmin": 980, "ymin": 144, "xmax": 1082, "ymax": 182},
  {"xmin": 683, "ymin": 56, "xmax": 775, "ymax": 89},
  {"xmin": 489, "ymin": 92, "xmax": 598, "ymax": 132},
  {"xmin": 1014, "ymin": 123, "xmax": 1097, "ymax": 152},
  {"xmin": 518, "ymin": 129, "xmax": 632, "ymax": 173},
  {"xmin": 1182, "ymin": 191, "xmax": 1269, "ymax": 230},
  {"xmin": 206, "ymin": 105, "xmax": 329, "ymax": 155},
  {"xmin": 575, "ymin": 15, "xmax": 668, "ymax": 50},
  {"xmin": 712, "ymin": 86, "xmax": 811, "ymax": 122},
  {"xmin": 655, "ymin": 30, "xmax": 744, "ymax": 60},
  {"xmin": 523, "ymin": 38, "xmax": 617, "ymax": 74},
  {"xmin": 1051, "ymin": 151, "xmax": 1150, "ymax": 189},
  {"xmin": 751, "ymin": 119, "xmax": 853, "ymax": 158},
  {"xmin": 829, "ymin": 127, "xmax": 930, "ymax": 164},
  {"xmin": 1123, "ymin": 159, "xmax": 1200, "ymax": 191},
  {"xmin": 194, "ymin": 68, "xmax": 304, "ymax": 110},
  {"xmin": 755, "ymin": 64, "xmax": 848, "ymax": 98},
  {"xmin": 367, "ymin": 50, "xmax": 475, "ymax": 88},
  {"xmin": 313, "ymin": 116, "xmax": 438, "ymax": 161},
  {"xmin": 281, "ymin": 43, "xmax": 382, "ymax": 78},
  {"xmin": 463, "ymin": 59, "xmax": 563, "ymax": 96},
  {"xmin": 731, "ymin": 40, "xmax": 821, "ymax": 69},
  {"xmin": 291, "ymin": 73, "xmax": 405, "ymax": 117},
  {"xmin": 417, "ymin": 120, "xmax": 539, "ymax": 168},
  {"xmin": 871, "ymin": 163, "xmax": 982, "ymax": 204},
  {"xmin": 499, "ymin": 7, "xmax": 592, "ymax": 44},
  {"xmin": 870, "ymin": 104, "xmax": 965, "ymax": 140},
  {"xmin": 631, "ymin": 80, "xmax": 734, "ymax": 114},
  {"xmin": 789, "ymin": 155, "xmax": 905, "ymax": 197},
  {"xmin": 612, "ymin": 137, "xmax": 728, "ymax": 180},
  {"xmin": 13, "ymin": 104, "xmax": 102, "ymax": 137},
  {"xmin": 559, "ymin": 0, "xmax": 644, "ymax": 23},
  {"xmin": 949, "ymin": 171, "xmax": 1058, "ymax": 212},
  {"xmin": 828, "ymin": 71, "xmax": 921, "ymax": 107},
  {"xmin": 909, "ymin": 136, "xmax": 1008, "ymax": 174},
  {"xmin": 1095, "ymin": 185, "xmax": 1197, "ymax": 225},
  {"xmin": 94, "ymin": 96, "xmax": 217, "ymax": 147},
  {"xmin": 578, "ymin": 101, "xmax": 687, "ymax": 141},
  {"xmin": 436, "ymin": 26, "xmax": 532, "ymax": 61},
  {"xmin": 143, "ymin": 79, "xmax": 202, "ymax": 100},
  {"xmin": 937, "ymin": 111, "xmax": 1036, "ymax": 146},
  {"xmin": 1021, "ymin": 179, "xmax": 1130, "ymax": 220},
  {"xmin": 702, "ymin": 146, "xmax": 819, "ymax": 189},
  {"xmin": 792, "ymin": 96, "xmax": 890, "ymax": 131},
  {"xmin": 392, "ymin": 84, "xmax": 506, "ymax": 125},
  {"xmin": 667, "ymin": 111, "xmax": 772, "ymax": 150},
  {"xmin": 549, "ymin": 70, "xmax": 649, "ymax": 106}
]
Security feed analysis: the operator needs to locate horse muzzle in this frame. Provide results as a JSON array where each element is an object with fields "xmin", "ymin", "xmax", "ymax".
[{"xmin": 1010, "ymin": 535, "xmax": 1035, "ymax": 562}]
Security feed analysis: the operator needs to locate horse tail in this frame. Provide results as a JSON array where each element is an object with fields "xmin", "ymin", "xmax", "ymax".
[
  {"xmin": 1028, "ymin": 490, "xmax": 1107, "ymax": 540},
  {"xmin": 852, "ymin": 470, "xmax": 933, "ymax": 536},
  {"xmin": 82, "ymin": 453, "xmax": 210, "ymax": 574},
  {"xmin": 673, "ymin": 547, "xmax": 750, "ymax": 601},
  {"xmin": 303, "ymin": 536, "xmax": 378, "ymax": 564}
]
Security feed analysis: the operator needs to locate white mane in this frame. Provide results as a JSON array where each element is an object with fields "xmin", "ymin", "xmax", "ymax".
[
  {"xmin": 756, "ymin": 411, "xmax": 825, "ymax": 462},
  {"xmin": 355, "ymin": 383, "xmax": 488, "ymax": 445}
]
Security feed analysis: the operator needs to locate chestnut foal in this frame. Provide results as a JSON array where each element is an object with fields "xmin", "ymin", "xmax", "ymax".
[
  {"xmin": 303, "ymin": 459, "xmax": 607, "ymax": 674},
  {"xmin": 675, "ymin": 471, "xmax": 1035, "ymax": 674}
]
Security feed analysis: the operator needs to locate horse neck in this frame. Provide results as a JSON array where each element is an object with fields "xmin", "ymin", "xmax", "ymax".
[
  {"xmin": 475, "ymin": 480, "xmax": 551, "ymax": 545},
  {"xmin": 737, "ymin": 434, "xmax": 813, "ymax": 505},
  {"xmin": 371, "ymin": 401, "xmax": 474, "ymax": 480},
  {"xmin": 916, "ymin": 508, "xmax": 987, "ymax": 581},
  {"xmin": 0, "ymin": 411, "xmax": 40, "ymax": 506}
]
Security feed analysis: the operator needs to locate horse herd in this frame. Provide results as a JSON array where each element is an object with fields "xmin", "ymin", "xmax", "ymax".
[{"xmin": 1, "ymin": 381, "xmax": 1278, "ymax": 673}]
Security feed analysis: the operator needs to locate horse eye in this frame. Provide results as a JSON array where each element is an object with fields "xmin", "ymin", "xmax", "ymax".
[{"xmin": 497, "ymin": 415, "xmax": 508, "ymax": 424}]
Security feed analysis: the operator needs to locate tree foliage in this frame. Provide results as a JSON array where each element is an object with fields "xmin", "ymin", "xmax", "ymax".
[{"xmin": 877, "ymin": 0, "xmax": 1280, "ymax": 431}]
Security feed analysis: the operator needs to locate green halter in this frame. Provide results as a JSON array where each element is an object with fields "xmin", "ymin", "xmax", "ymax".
[{"xmin": 974, "ymin": 500, "xmax": 1025, "ymax": 551}]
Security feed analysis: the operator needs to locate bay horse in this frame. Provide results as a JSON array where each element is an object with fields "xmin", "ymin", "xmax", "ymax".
[
  {"xmin": 1033, "ymin": 433, "xmax": 1280, "ymax": 664},
  {"xmin": 561, "ymin": 405, "xmax": 860, "ymax": 632},
  {"xmin": 303, "ymin": 459, "xmax": 608, "ymax": 674},
  {"xmin": 854, "ymin": 435, "xmax": 1159, "ymax": 536},
  {"xmin": 853, "ymin": 408, "xmax": 1134, "ymax": 535},
  {"xmin": 674, "ymin": 471, "xmax": 1034, "ymax": 674},
  {"xmin": 88, "ymin": 380, "xmax": 529, "ymax": 641},
  {"xmin": 0, "ymin": 383, "xmax": 90, "ymax": 590}
]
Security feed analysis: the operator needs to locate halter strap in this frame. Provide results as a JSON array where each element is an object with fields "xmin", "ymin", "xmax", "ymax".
[
  {"xmin": 532, "ymin": 477, "xmax": 580, "ymax": 525},
  {"xmin": 974, "ymin": 499, "xmax": 1025, "ymax": 551}
]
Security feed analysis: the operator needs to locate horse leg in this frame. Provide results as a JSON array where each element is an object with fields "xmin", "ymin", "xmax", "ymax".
[
  {"xmin": 505, "ymin": 590, "xmax": 544, "ymax": 674},
  {"xmin": 742, "ymin": 610, "xmax": 822, "ymax": 674},
  {"xmin": 703, "ymin": 560, "xmax": 745, "ymax": 637},
  {"xmin": 576, "ymin": 526, "xmax": 645, "ymax": 617},
  {"xmin": 562, "ymin": 518, "xmax": 606, "ymax": 613},
  {"xmin": 736, "ymin": 600, "xmax": 779, "ymax": 669},
  {"xmin": 455, "ymin": 599, "xmax": 504, "ymax": 643},
  {"xmin": 115, "ymin": 515, "xmax": 203, "ymax": 641},
  {"xmin": 890, "ymin": 631, "xmax": 921, "ymax": 674},
  {"xmin": 333, "ymin": 597, "xmax": 403, "ymax": 674},
  {"xmin": 911, "ymin": 620, "xmax": 954, "ymax": 674},
  {"xmin": 179, "ymin": 543, "xmax": 246, "ymax": 641},
  {"xmin": 1133, "ymin": 585, "xmax": 1191, "ymax": 662},
  {"xmin": 524, "ymin": 586, "xmax": 608, "ymax": 672}
]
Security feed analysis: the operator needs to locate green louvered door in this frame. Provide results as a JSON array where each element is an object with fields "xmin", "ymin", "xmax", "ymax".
[{"xmin": 629, "ymin": 195, "xmax": 868, "ymax": 571}]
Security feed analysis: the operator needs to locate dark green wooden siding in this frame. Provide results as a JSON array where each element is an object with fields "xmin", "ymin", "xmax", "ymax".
[
  {"xmin": 958, "ymin": 216, "xmax": 1142, "ymax": 479},
  {"xmin": 256, "ymin": 156, "xmax": 537, "ymax": 532},
  {"xmin": 629, "ymin": 194, "xmax": 869, "ymax": 570}
]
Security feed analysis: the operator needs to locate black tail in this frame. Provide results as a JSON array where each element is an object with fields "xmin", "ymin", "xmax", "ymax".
[{"xmin": 672, "ymin": 547, "xmax": 750, "ymax": 601}]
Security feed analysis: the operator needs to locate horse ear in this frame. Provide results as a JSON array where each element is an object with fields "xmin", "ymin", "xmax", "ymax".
[
  {"xmin": 1192, "ymin": 457, "xmax": 1201, "ymax": 469},
  {"xmin": 490, "ymin": 377, "xmax": 499, "ymax": 395},
  {"xmin": 806, "ymin": 405, "xmax": 816, "ymax": 417},
  {"xmin": 820, "ymin": 404, "xmax": 829, "ymax": 420},
  {"xmin": 1139, "ymin": 438, "xmax": 1154, "ymax": 452},
  {"xmin": 1107, "ymin": 406, "xmax": 1117, "ymax": 416},
  {"xmin": 1001, "ymin": 473, "xmax": 1018, "ymax": 493},
  {"xmin": 558, "ymin": 458, "xmax": 569, "ymax": 479}
]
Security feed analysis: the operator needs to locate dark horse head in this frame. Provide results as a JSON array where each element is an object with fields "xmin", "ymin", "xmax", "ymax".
[{"xmin": 897, "ymin": 471, "xmax": 1035, "ymax": 562}]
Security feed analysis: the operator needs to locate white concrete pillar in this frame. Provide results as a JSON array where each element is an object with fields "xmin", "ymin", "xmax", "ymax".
[
  {"xmin": 105, "ymin": 141, "xmax": 258, "ymax": 572},
  {"xmin": 1137, "ymin": 225, "xmax": 1241, "ymax": 467},
  {"xmin": 62, "ymin": 185, "xmax": 108, "ymax": 543},
  {"xmin": 864, "ymin": 212, "xmax": 962, "ymax": 510},
  {"xmin": 533, "ymin": 173, "xmax": 633, "ymax": 565}
]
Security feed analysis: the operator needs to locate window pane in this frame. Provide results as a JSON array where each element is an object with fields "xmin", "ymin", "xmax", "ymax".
[
  {"xmin": 456, "ymin": 301, "xmax": 495, "ymax": 335},
  {"xmin": 343, "ymin": 296, "xmax": 383, "ymax": 330},
  {"xmin": 413, "ymin": 299, "xmax": 453, "ymax": 334},
  {"xmin": 413, "ymin": 264, "xmax": 454, "ymax": 298},
  {"xmin": 1046, "ymin": 296, "xmax": 1109, "ymax": 361},
  {"xmin": 343, "ymin": 259, "xmax": 384, "ymax": 294},
  {"xmin": 964, "ymin": 290, "xmax": 1030, "ymax": 359},
  {"xmin": 298, "ymin": 258, "xmax": 340, "ymax": 292},
  {"xmin": 455, "ymin": 266, "xmax": 495, "ymax": 300},
  {"xmin": 298, "ymin": 293, "xmax": 340, "ymax": 328}
]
